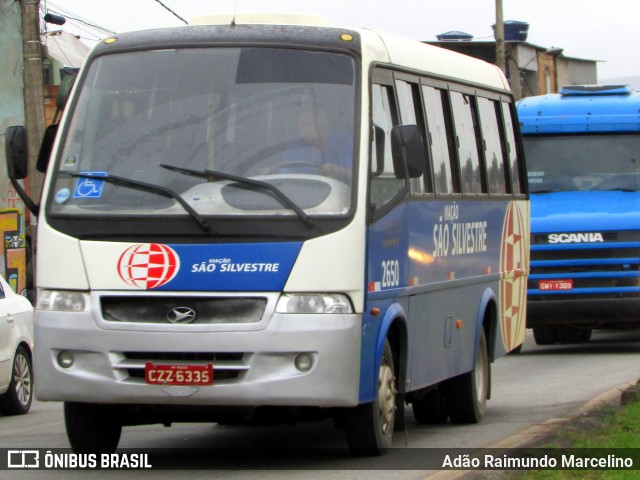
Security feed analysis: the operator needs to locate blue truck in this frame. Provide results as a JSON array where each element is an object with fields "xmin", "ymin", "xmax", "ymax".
[{"xmin": 518, "ymin": 85, "xmax": 640, "ymax": 345}]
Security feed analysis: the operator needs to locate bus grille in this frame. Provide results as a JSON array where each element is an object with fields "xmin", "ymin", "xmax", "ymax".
[{"xmin": 101, "ymin": 296, "xmax": 267, "ymax": 324}]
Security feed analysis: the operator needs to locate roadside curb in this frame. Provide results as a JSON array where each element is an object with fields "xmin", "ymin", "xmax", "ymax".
[{"xmin": 425, "ymin": 380, "xmax": 638, "ymax": 479}]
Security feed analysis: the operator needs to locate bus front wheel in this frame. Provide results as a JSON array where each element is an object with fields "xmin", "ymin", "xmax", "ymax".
[
  {"xmin": 344, "ymin": 339, "xmax": 397, "ymax": 455},
  {"xmin": 65, "ymin": 402, "xmax": 122, "ymax": 453},
  {"xmin": 446, "ymin": 329, "xmax": 489, "ymax": 424}
]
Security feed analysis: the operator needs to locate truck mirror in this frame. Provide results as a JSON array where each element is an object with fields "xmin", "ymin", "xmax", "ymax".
[
  {"xmin": 57, "ymin": 74, "xmax": 76, "ymax": 111},
  {"xmin": 37, "ymin": 124, "xmax": 58, "ymax": 173}
]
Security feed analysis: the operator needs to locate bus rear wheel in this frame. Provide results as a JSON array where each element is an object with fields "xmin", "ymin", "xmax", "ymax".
[
  {"xmin": 411, "ymin": 386, "xmax": 448, "ymax": 424},
  {"xmin": 344, "ymin": 339, "xmax": 397, "ymax": 455},
  {"xmin": 65, "ymin": 402, "xmax": 122, "ymax": 453},
  {"xmin": 446, "ymin": 329, "xmax": 489, "ymax": 424}
]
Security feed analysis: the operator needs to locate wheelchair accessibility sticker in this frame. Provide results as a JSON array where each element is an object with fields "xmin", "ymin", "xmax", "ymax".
[{"xmin": 73, "ymin": 171, "xmax": 107, "ymax": 199}]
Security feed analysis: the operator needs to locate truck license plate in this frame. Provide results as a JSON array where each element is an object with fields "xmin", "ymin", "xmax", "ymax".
[
  {"xmin": 145, "ymin": 363, "xmax": 213, "ymax": 386},
  {"xmin": 538, "ymin": 279, "xmax": 573, "ymax": 291}
]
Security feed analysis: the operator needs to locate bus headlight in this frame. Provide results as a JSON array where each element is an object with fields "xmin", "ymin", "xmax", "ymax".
[
  {"xmin": 276, "ymin": 294, "xmax": 353, "ymax": 314},
  {"xmin": 37, "ymin": 290, "xmax": 90, "ymax": 312}
]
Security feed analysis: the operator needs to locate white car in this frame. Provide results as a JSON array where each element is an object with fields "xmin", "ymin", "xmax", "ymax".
[{"xmin": 0, "ymin": 274, "xmax": 34, "ymax": 415}]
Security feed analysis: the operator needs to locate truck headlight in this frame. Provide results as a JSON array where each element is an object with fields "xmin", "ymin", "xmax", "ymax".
[
  {"xmin": 276, "ymin": 293, "xmax": 353, "ymax": 314},
  {"xmin": 37, "ymin": 290, "xmax": 90, "ymax": 312}
]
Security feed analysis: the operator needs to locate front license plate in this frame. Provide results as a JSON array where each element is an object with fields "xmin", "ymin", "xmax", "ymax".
[
  {"xmin": 145, "ymin": 363, "xmax": 213, "ymax": 386},
  {"xmin": 538, "ymin": 279, "xmax": 573, "ymax": 291}
]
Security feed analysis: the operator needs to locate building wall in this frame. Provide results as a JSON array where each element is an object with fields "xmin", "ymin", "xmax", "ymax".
[
  {"xmin": 556, "ymin": 58, "xmax": 597, "ymax": 89},
  {"xmin": 427, "ymin": 40, "xmax": 597, "ymax": 100},
  {"xmin": 0, "ymin": 0, "xmax": 28, "ymax": 294}
]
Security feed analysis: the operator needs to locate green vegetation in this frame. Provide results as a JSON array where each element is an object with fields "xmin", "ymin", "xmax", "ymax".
[{"xmin": 511, "ymin": 398, "xmax": 640, "ymax": 479}]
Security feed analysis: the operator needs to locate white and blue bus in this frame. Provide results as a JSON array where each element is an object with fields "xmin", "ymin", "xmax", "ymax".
[
  {"xmin": 7, "ymin": 14, "xmax": 529, "ymax": 454},
  {"xmin": 518, "ymin": 85, "xmax": 640, "ymax": 345}
]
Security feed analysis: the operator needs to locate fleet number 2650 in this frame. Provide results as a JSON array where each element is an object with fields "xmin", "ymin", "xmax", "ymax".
[{"xmin": 381, "ymin": 259, "xmax": 400, "ymax": 288}]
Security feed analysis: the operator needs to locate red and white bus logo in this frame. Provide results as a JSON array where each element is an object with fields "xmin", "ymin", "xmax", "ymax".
[
  {"xmin": 499, "ymin": 202, "xmax": 528, "ymax": 352},
  {"xmin": 117, "ymin": 244, "xmax": 180, "ymax": 289}
]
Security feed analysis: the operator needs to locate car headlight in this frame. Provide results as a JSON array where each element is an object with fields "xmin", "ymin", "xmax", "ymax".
[
  {"xmin": 276, "ymin": 293, "xmax": 353, "ymax": 314},
  {"xmin": 37, "ymin": 290, "xmax": 90, "ymax": 312}
]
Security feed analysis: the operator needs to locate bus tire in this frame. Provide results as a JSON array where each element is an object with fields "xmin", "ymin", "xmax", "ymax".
[
  {"xmin": 446, "ymin": 329, "xmax": 489, "ymax": 424},
  {"xmin": 344, "ymin": 339, "xmax": 396, "ymax": 455},
  {"xmin": 411, "ymin": 386, "xmax": 448, "ymax": 424},
  {"xmin": 65, "ymin": 402, "xmax": 122, "ymax": 453}
]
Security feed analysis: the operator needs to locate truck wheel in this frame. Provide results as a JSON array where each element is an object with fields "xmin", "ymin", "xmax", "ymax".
[
  {"xmin": 411, "ymin": 386, "xmax": 448, "ymax": 424},
  {"xmin": 345, "ymin": 339, "xmax": 397, "ymax": 455},
  {"xmin": 446, "ymin": 329, "xmax": 489, "ymax": 424},
  {"xmin": 0, "ymin": 346, "xmax": 33, "ymax": 415},
  {"xmin": 533, "ymin": 326, "xmax": 559, "ymax": 345},
  {"xmin": 557, "ymin": 326, "xmax": 592, "ymax": 344},
  {"xmin": 65, "ymin": 402, "xmax": 122, "ymax": 453},
  {"xmin": 580, "ymin": 328, "xmax": 593, "ymax": 342}
]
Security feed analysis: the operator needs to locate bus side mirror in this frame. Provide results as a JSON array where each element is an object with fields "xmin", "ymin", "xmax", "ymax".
[
  {"xmin": 391, "ymin": 125, "xmax": 425, "ymax": 179},
  {"xmin": 4, "ymin": 125, "xmax": 39, "ymax": 216},
  {"xmin": 37, "ymin": 123, "xmax": 59, "ymax": 173},
  {"xmin": 5, "ymin": 126, "xmax": 29, "ymax": 180}
]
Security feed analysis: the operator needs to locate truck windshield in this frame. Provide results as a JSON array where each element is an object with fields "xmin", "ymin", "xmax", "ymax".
[
  {"xmin": 49, "ymin": 47, "xmax": 356, "ymax": 219},
  {"xmin": 524, "ymin": 134, "xmax": 640, "ymax": 193}
]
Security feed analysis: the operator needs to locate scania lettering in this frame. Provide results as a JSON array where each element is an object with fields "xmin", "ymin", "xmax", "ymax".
[
  {"xmin": 6, "ymin": 14, "xmax": 529, "ymax": 454},
  {"xmin": 518, "ymin": 85, "xmax": 640, "ymax": 345},
  {"xmin": 547, "ymin": 233, "xmax": 605, "ymax": 244}
]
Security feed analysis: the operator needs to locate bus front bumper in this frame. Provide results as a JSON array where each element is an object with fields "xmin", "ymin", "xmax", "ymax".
[{"xmin": 34, "ymin": 310, "xmax": 362, "ymax": 407}]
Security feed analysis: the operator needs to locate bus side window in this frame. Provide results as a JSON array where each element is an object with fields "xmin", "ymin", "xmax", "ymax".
[
  {"xmin": 422, "ymin": 85, "xmax": 456, "ymax": 195},
  {"xmin": 395, "ymin": 79, "xmax": 429, "ymax": 193},
  {"xmin": 370, "ymin": 84, "xmax": 403, "ymax": 208},
  {"xmin": 450, "ymin": 92, "xmax": 483, "ymax": 194},
  {"xmin": 501, "ymin": 101, "xmax": 524, "ymax": 194},
  {"xmin": 477, "ymin": 97, "xmax": 507, "ymax": 195}
]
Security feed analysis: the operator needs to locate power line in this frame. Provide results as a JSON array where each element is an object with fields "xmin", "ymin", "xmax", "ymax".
[
  {"xmin": 153, "ymin": 0, "xmax": 187, "ymax": 25},
  {"xmin": 41, "ymin": 0, "xmax": 187, "ymax": 40},
  {"xmin": 43, "ymin": 1, "xmax": 116, "ymax": 38}
]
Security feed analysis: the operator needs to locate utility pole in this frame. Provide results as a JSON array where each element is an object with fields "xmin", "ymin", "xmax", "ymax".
[
  {"xmin": 21, "ymin": 0, "xmax": 45, "ymax": 295},
  {"xmin": 495, "ymin": 0, "xmax": 506, "ymax": 75},
  {"xmin": 21, "ymin": 0, "xmax": 45, "ymax": 210}
]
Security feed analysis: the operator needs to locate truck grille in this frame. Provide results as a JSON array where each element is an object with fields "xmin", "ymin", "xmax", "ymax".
[{"xmin": 528, "ymin": 233, "xmax": 640, "ymax": 299}]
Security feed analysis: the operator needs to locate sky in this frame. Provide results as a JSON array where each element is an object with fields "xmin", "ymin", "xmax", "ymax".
[{"xmin": 41, "ymin": 0, "xmax": 640, "ymax": 82}]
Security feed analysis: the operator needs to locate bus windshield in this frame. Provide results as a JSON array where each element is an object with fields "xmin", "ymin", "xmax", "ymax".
[
  {"xmin": 49, "ymin": 47, "xmax": 356, "ymax": 218},
  {"xmin": 524, "ymin": 134, "xmax": 640, "ymax": 192}
]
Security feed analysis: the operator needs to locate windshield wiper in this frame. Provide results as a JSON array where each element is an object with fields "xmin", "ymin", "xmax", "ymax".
[
  {"xmin": 159, "ymin": 164, "xmax": 320, "ymax": 231},
  {"xmin": 68, "ymin": 172, "xmax": 212, "ymax": 232}
]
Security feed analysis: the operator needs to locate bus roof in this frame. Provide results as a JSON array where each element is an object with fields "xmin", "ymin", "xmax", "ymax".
[
  {"xmin": 517, "ymin": 85, "xmax": 640, "ymax": 134},
  {"xmin": 92, "ymin": 15, "xmax": 511, "ymax": 95},
  {"xmin": 362, "ymin": 28, "xmax": 510, "ymax": 92}
]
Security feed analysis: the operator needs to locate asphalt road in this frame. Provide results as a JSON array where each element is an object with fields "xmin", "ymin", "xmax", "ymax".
[{"xmin": 1, "ymin": 328, "xmax": 639, "ymax": 479}]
